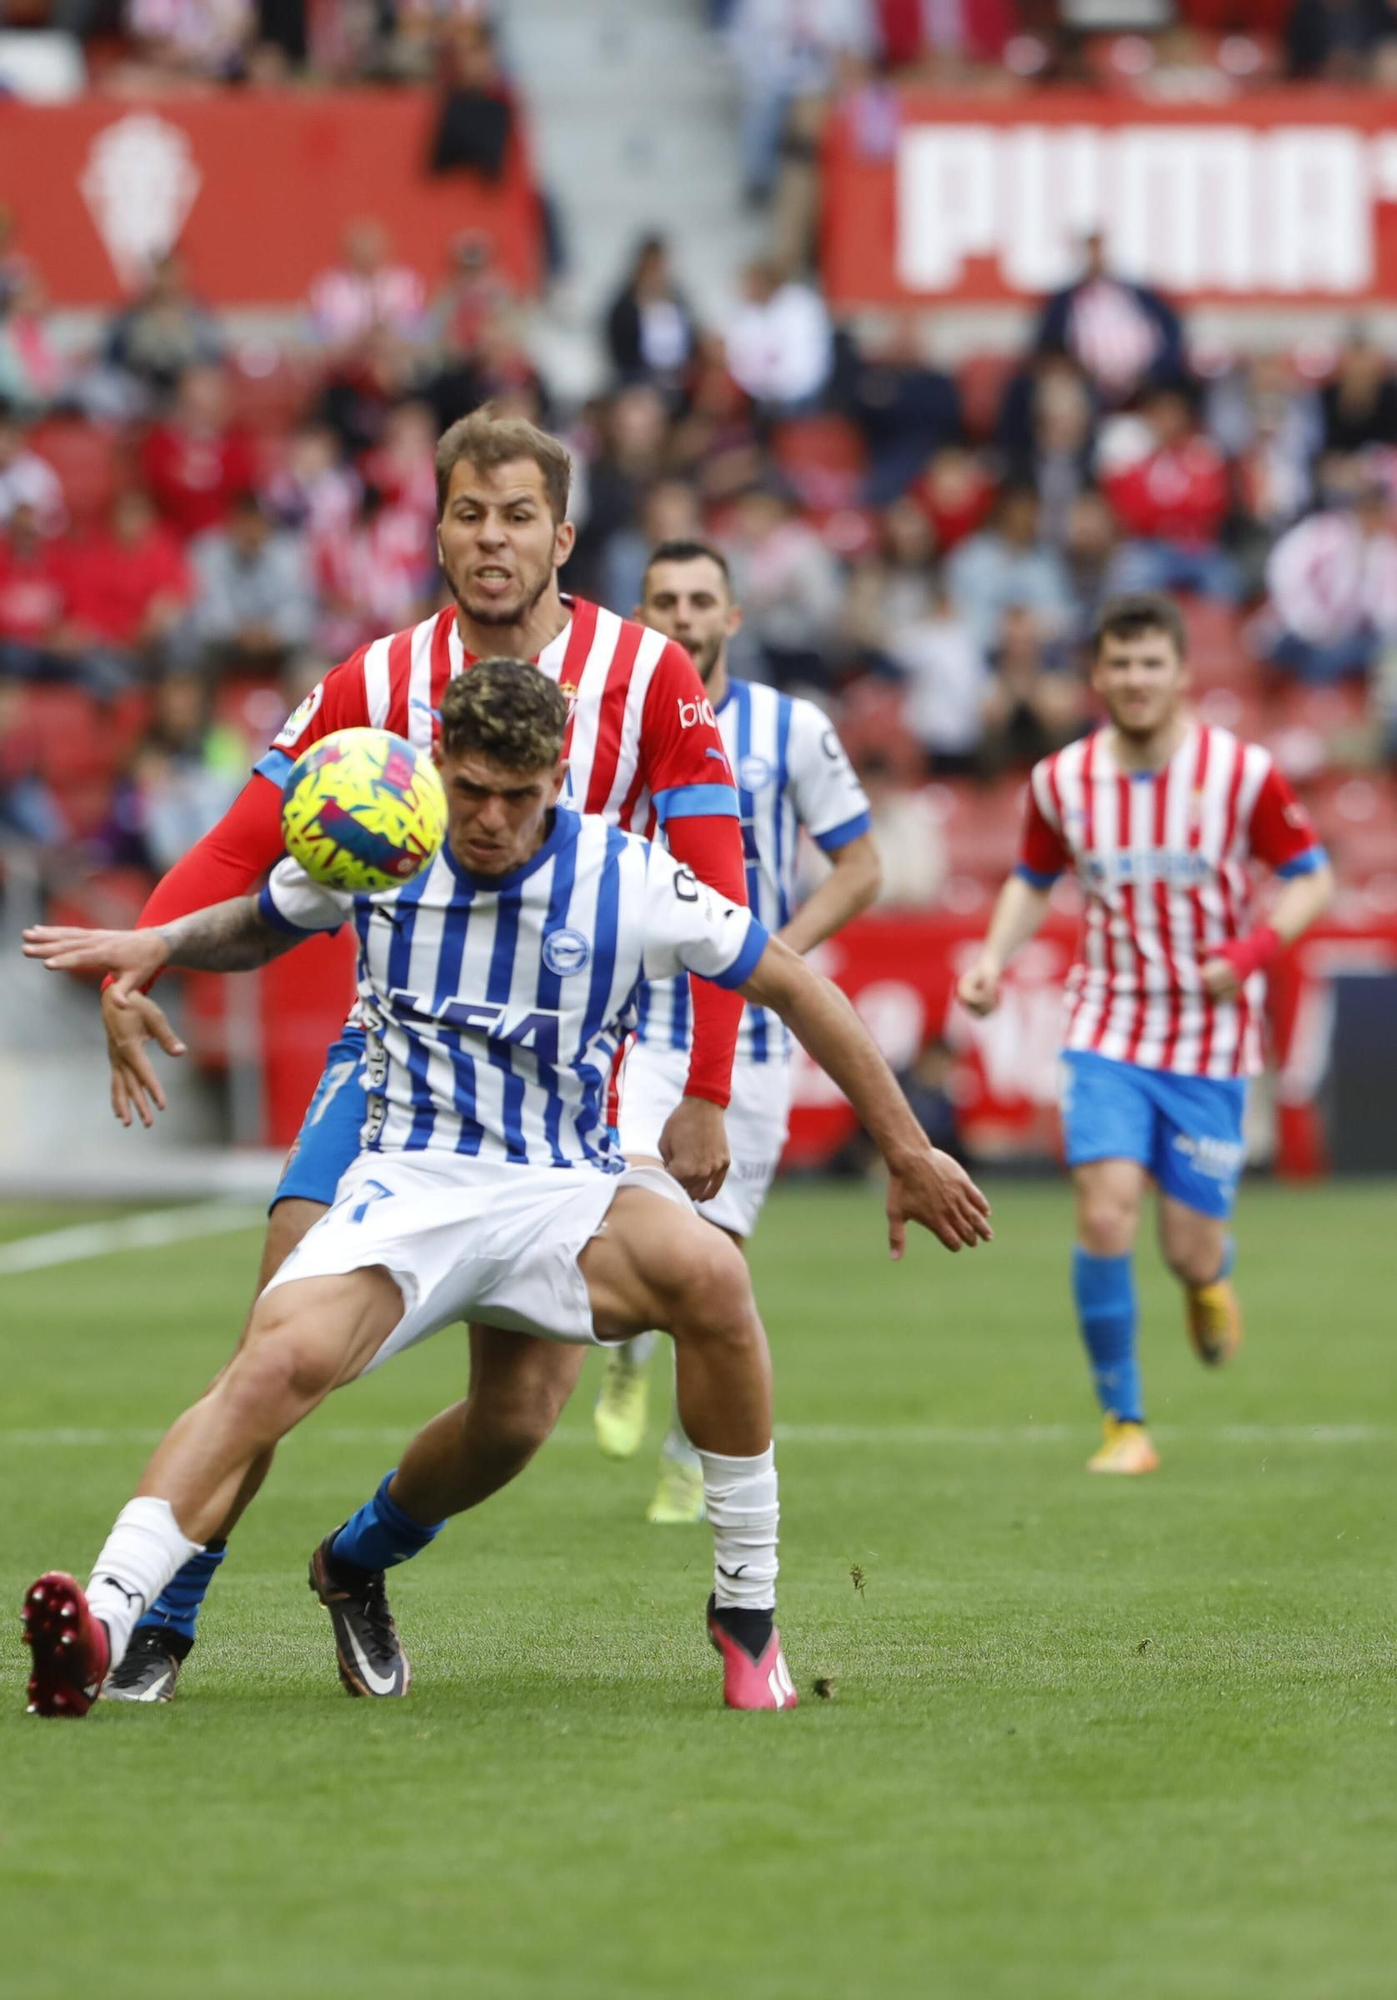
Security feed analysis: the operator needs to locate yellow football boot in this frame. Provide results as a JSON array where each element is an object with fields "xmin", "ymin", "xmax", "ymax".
[
  {"xmin": 646, "ymin": 1457, "xmax": 706, "ymax": 1525},
  {"xmin": 593, "ymin": 1346, "xmax": 650, "ymax": 1460},
  {"xmin": 1087, "ymin": 1418, "xmax": 1161, "ymax": 1475},
  {"xmin": 1186, "ymin": 1278, "xmax": 1243, "ymax": 1368}
]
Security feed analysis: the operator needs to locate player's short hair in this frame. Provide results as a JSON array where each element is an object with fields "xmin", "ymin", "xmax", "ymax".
[
  {"xmin": 1092, "ymin": 591, "xmax": 1188, "ymax": 661},
  {"xmin": 439, "ymin": 659, "xmax": 568, "ymax": 770},
  {"xmin": 642, "ymin": 538, "xmax": 733, "ymax": 594},
  {"xmin": 434, "ymin": 407, "xmax": 572, "ymax": 524}
]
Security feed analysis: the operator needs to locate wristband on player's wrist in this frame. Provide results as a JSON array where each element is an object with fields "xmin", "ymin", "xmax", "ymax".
[{"xmin": 1215, "ymin": 925, "xmax": 1281, "ymax": 981}]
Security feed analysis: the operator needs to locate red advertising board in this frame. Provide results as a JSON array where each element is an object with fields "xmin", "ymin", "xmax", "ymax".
[
  {"xmin": 786, "ymin": 910, "xmax": 1397, "ymax": 1176},
  {"xmin": 821, "ymin": 89, "xmax": 1397, "ymax": 307},
  {"xmin": 0, "ymin": 91, "xmax": 541, "ymax": 305}
]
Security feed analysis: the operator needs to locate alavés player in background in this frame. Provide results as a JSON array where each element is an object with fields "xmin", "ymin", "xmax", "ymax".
[
  {"xmin": 22, "ymin": 662, "xmax": 993, "ymax": 1717},
  {"xmin": 958, "ymin": 592, "xmax": 1333, "ymax": 1474},
  {"xmin": 594, "ymin": 540, "xmax": 881, "ymax": 1521},
  {"xmin": 95, "ymin": 409, "xmax": 750, "ymax": 1703}
]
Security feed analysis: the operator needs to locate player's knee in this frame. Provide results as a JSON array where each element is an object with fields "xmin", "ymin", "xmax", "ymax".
[
  {"xmin": 669, "ymin": 1235, "xmax": 759, "ymax": 1349},
  {"xmin": 1162, "ymin": 1230, "xmax": 1220, "ymax": 1288},
  {"xmin": 1078, "ymin": 1190, "xmax": 1138, "ymax": 1257}
]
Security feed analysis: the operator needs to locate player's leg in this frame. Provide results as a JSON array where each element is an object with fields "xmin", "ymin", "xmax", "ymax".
[
  {"xmin": 113, "ymin": 1033, "xmax": 366, "ymax": 1699},
  {"xmin": 593, "ymin": 1041, "xmax": 687, "ymax": 1460},
  {"xmin": 23, "ymin": 1266, "xmax": 403, "ymax": 1716},
  {"xmin": 581, "ymin": 1187, "xmax": 796, "ymax": 1709},
  {"xmin": 1151, "ymin": 1072, "xmax": 1248, "ymax": 1367},
  {"xmin": 1061, "ymin": 1052, "xmax": 1159, "ymax": 1474}
]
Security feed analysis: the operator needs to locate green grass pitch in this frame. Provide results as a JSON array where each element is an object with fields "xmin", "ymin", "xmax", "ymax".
[{"xmin": 2, "ymin": 1180, "xmax": 1395, "ymax": 2000}]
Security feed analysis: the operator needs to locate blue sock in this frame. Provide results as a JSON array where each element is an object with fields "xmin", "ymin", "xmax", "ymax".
[
  {"xmin": 1072, "ymin": 1247, "xmax": 1143, "ymax": 1423},
  {"xmin": 135, "ymin": 1540, "xmax": 226, "ymax": 1644},
  {"xmin": 331, "ymin": 1473, "xmax": 444, "ymax": 1573}
]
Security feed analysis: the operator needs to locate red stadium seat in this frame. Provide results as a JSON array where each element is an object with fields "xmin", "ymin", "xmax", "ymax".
[
  {"xmin": 770, "ymin": 416, "xmax": 867, "ymax": 513},
  {"xmin": 928, "ymin": 778, "xmax": 1024, "ymax": 883},
  {"xmin": 28, "ymin": 418, "xmax": 130, "ymax": 530}
]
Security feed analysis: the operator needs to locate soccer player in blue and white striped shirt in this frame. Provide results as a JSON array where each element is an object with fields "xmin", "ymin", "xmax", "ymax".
[
  {"xmin": 599, "ymin": 541, "xmax": 884, "ymax": 1520},
  {"xmin": 23, "ymin": 662, "xmax": 990, "ymax": 1717}
]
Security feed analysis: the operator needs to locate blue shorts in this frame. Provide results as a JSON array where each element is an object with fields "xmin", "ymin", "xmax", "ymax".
[
  {"xmin": 1059, "ymin": 1050, "xmax": 1247, "ymax": 1220},
  {"xmin": 270, "ymin": 1027, "xmax": 368, "ymax": 1212}
]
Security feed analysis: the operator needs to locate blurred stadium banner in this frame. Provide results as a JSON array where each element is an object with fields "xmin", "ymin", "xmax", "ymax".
[
  {"xmin": 0, "ymin": 92, "xmax": 541, "ymax": 306},
  {"xmin": 822, "ymin": 90, "xmax": 1397, "ymax": 306},
  {"xmin": 784, "ymin": 912, "xmax": 1397, "ymax": 1176}
]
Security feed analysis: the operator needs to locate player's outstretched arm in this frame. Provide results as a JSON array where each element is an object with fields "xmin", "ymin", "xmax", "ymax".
[
  {"xmin": 956, "ymin": 873, "xmax": 1053, "ymax": 1018},
  {"xmin": 740, "ymin": 936, "xmax": 992, "ymax": 1257},
  {"xmin": 24, "ymin": 894, "xmax": 302, "ymax": 1003},
  {"xmin": 777, "ymin": 831, "xmax": 882, "ymax": 958}
]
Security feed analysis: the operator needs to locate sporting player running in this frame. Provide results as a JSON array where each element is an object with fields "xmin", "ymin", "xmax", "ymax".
[
  {"xmin": 957, "ymin": 592, "xmax": 1332, "ymax": 1473},
  {"xmin": 96, "ymin": 409, "xmax": 750, "ymax": 1702},
  {"xmin": 22, "ymin": 662, "xmax": 992, "ymax": 1716},
  {"xmin": 594, "ymin": 539, "xmax": 882, "ymax": 1521}
]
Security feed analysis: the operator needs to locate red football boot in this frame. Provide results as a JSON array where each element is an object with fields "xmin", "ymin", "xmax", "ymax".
[
  {"xmin": 707, "ymin": 1595, "xmax": 799, "ymax": 1710},
  {"xmin": 21, "ymin": 1573, "xmax": 111, "ymax": 1718}
]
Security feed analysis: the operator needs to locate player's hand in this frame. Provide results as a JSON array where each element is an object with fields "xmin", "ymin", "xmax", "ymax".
[
  {"xmin": 100, "ymin": 985, "xmax": 187, "ymax": 1128},
  {"xmin": 1201, "ymin": 955, "xmax": 1242, "ymax": 1000},
  {"xmin": 660, "ymin": 1096, "xmax": 731, "ymax": 1204},
  {"xmin": 956, "ymin": 957, "xmax": 1002, "ymax": 1017},
  {"xmin": 885, "ymin": 1145, "xmax": 993, "ymax": 1258}
]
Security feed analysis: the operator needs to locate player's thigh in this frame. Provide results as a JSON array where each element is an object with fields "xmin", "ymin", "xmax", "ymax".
[
  {"xmin": 257, "ymin": 1198, "xmax": 327, "ymax": 1290},
  {"xmin": 579, "ymin": 1187, "xmax": 750, "ymax": 1342},
  {"xmin": 1062, "ymin": 1052, "xmax": 1154, "ymax": 1246},
  {"xmin": 465, "ymin": 1322, "xmax": 588, "ymax": 1432},
  {"xmin": 232, "ymin": 1266, "xmax": 405, "ymax": 1408},
  {"xmin": 615, "ymin": 1038, "xmax": 686, "ymax": 1164},
  {"xmin": 1150, "ymin": 1071, "xmax": 1247, "ymax": 1273},
  {"xmin": 697, "ymin": 1058, "xmax": 789, "ymax": 1238}
]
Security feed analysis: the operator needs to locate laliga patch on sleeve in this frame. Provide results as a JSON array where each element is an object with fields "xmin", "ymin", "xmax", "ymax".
[{"xmin": 272, "ymin": 682, "xmax": 325, "ymax": 752}]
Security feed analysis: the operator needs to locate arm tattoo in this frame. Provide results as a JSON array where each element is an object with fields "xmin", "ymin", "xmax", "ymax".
[{"xmin": 158, "ymin": 896, "xmax": 301, "ymax": 973}]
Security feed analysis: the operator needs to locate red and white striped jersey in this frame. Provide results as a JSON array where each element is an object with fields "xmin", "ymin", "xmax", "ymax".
[
  {"xmin": 256, "ymin": 595, "xmax": 738, "ymax": 837},
  {"xmin": 1018, "ymin": 723, "xmax": 1323, "ymax": 1079}
]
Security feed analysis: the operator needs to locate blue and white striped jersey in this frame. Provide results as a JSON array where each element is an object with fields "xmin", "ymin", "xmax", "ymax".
[
  {"xmin": 636, "ymin": 678, "xmax": 870, "ymax": 1065},
  {"xmin": 260, "ymin": 809, "xmax": 767, "ymax": 1170}
]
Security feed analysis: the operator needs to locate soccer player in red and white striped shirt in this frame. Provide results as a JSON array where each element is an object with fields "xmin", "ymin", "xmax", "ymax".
[
  {"xmin": 99, "ymin": 410, "xmax": 749, "ymax": 1698},
  {"xmin": 958, "ymin": 593, "xmax": 1333, "ymax": 1475}
]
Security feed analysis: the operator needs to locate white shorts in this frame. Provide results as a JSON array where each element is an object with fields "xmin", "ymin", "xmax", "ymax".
[
  {"xmin": 616, "ymin": 1040, "xmax": 791, "ymax": 1239},
  {"xmin": 261, "ymin": 1151, "xmax": 690, "ymax": 1374}
]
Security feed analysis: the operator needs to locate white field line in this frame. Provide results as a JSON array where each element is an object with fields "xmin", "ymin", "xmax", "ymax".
[
  {"xmin": 0, "ymin": 1201, "xmax": 264, "ymax": 1277},
  {"xmin": 1, "ymin": 1422, "xmax": 1390, "ymax": 1450}
]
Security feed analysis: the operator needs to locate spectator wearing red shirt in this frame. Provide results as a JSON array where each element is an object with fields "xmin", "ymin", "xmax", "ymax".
[
  {"xmin": 139, "ymin": 365, "xmax": 257, "ymax": 541},
  {"xmin": 1103, "ymin": 387, "xmax": 1240, "ymax": 603},
  {"xmin": 64, "ymin": 489, "xmax": 193, "ymax": 666},
  {"xmin": 0, "ymin": 502, "xmax": 128, "ymax": 697}
]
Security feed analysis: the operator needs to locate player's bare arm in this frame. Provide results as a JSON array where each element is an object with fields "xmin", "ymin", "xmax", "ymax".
[
  {"xmin": 740, "ymin": 934, "xmax": 992, "ymax": 1256},
  {"xmin": 23, "ymin": 895, "xmax": 302, "ymax": 1001},
  {"xmin": 1200, "ymin": 858, "xmax": 1335, "ymax": 999},
  {"xmin": 776, "ymin": 830, "xmax": 881, "ymax": 958},
  {"xmin": 957, "ymin": 872, "xmax": 1055, "ymax": 1017}
]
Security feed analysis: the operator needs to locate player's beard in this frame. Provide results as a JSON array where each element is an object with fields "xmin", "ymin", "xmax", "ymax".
[
  {"xmin": 454, "ymin": 561, "xmax": 553, "ymax": 630},
  {"xmin": 682, "ymin": 635, "xmax": 724, "ymax": 685}
]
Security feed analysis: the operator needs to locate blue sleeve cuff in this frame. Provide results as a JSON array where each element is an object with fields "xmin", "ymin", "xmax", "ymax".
[
  {"xmin": 1275, "ymin": 845, "xmax": 1328, "ymax": 878},
  {"xmin": 258, "ymin": 881, "xmax": 314, "ymax": 936},
  {"xmin": 254, "ymin": 747, "xmax": 295, "ymax": 788},
  {"xmin": 653, "ymin": 782, "xmax": 740, "ymax": 823},
  {"xmin": 814, "ymin": 809, "xmax": 873, "ymax": 855},
  {"xmin": 1016, "ymin": 862, "xmax": 1062, "ymax": 889},
  {"xmin": 711, "ymin": 915, "xmax": 770, "ymax": 990}
]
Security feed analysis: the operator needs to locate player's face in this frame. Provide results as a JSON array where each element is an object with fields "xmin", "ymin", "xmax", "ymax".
[
  {"xmin": 1092, "ymin": 628, "xmax": 1188, "ymax": 740},
  {"xmin": 436, "ymin": 745, "xmax": 567, "ymax": 874},
  {"xmin": 437, "ymin": 458, "xmax": 575, "ymax": 629},
  {"xmin": 639, "ymin": 556, "xmax": 742, "ymax": 686}
]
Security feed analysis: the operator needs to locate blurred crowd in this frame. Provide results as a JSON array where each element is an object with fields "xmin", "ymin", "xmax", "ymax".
[{"xmin": 2, "ymin": 0, "xmax": 1397, "ymax": 916}]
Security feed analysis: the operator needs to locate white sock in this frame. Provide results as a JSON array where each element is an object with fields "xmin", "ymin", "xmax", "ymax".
[
  {"xmin": 660, "ymin": 1397, "xmax": 702, "ymax": 1474},
  {"xmin": 87, "ymin": 1498, "xmax": 203, "ymax": 1669},
  {"xmin": 614, "ymin": 1330, "xmax": 657, "ymax": 1371},
  {"xmin": 697, "ymin": 1444, "xmax": 778, "ymax": 1610}
]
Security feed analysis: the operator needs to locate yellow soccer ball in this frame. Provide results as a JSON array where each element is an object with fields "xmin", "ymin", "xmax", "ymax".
[{"xmin": 281, "ymin": 727, "xmax": 447, "ymax": 893}]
